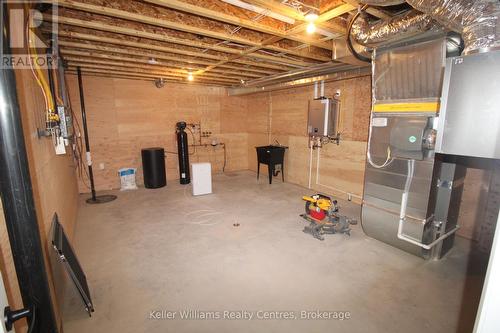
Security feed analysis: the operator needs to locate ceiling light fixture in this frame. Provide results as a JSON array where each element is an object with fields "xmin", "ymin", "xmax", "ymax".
[
  {"xmin": 304, "ymin": 9, "xmax": 319, "ymax": 22},
  {"xmin": 306, "ymin": 22, "xmax": 316, "ymax": 34}
]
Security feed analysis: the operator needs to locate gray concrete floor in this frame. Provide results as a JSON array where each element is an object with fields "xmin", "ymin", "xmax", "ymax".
[{"xmin": 62, "ymin": 171, "xmax": 487, "ymax": 333}]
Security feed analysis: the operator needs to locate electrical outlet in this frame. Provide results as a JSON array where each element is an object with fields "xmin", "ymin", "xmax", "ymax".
[{"xmin": 99, "ymin": 163, "xmax": 105, "ymax": 170}]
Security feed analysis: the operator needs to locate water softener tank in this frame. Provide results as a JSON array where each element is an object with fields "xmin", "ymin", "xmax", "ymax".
[{"xmin": 176, "ymin": 121, "xmax": 190, "ymax": 184}]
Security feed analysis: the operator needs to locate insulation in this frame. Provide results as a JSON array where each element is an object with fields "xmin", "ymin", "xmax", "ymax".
[
  {"xmin": 406, "ymin": 0, "xmax": 500, "ymax": 53},
  {"xmin": 351, "ymin": 10, "xmax": 436, "ymax": 47}
]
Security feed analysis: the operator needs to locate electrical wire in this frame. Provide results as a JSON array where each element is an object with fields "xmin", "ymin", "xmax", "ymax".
[
  {"xmin": 62, "ymin": 67, "xmax": 92, "ymax": 189},
  {"xmin": 25, "ymin": 6, "xmax": 54, "ymax": 111},
  {"xmin": 346, "ymin": 4, "xmax": 372, "ymax": 63},
  {"xmin": 366, "ymin": 110, "xmax": 394, "ymax": 169}
]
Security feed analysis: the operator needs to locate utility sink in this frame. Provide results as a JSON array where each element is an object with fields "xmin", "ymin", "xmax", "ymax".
[{"xmin": 255, "ymin": 145, "xmax": 288, "ymax": 184}]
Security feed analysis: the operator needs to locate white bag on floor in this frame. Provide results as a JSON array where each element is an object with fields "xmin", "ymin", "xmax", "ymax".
[{"xmin": 118, "ymin": 168, "xmax": 138, "ymax": 190}]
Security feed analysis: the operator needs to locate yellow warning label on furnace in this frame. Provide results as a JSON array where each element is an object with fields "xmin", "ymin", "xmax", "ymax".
[{"xmin": 373, "ymin": 102, "xmax": 440, "ymax": 113}]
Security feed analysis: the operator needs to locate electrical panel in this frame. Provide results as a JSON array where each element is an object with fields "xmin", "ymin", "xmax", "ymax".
[{"xmin": 307, "ymin": 98, "xmax": 339, "ymax": 138}]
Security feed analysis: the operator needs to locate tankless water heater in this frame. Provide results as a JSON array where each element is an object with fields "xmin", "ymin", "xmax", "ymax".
[{"xmin": 307, "ymin": 98, "xmax": 340, "ymax": 138}]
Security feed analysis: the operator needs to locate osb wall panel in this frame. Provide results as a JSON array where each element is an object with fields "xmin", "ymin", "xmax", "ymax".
[
  {"xmin": 1, "ymin": 68, "xmax": 81, "ymax": 332},
  {"xmin": 66, "ymin": 76, "xmax": 248, "ymax": 192},
  {"xmin": 266, "ymin": 76, "xmax": 372, "ymax": 141},
  {"xmin": 246, "ymin": 92, "xmax": 270, "ymax": 135},
  {"xmin": 246, "ymin": 92, "xmax": 271, "ymax": 174},
  {"xmin": 245, "ymin": 75, "xmax": 372, "ymax": 203}
]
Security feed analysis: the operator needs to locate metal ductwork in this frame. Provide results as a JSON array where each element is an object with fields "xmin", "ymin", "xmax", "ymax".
[
  {"xmin": 352, "ymin": 0, "xmax": 499, "ymax": 54},
  {"xmin": 352, "ymin": 10, "xmax": 436, "ymax": 47},
  {"xmin": 406, "ymin": 0, "xmax": 500, "ymax": 54}
]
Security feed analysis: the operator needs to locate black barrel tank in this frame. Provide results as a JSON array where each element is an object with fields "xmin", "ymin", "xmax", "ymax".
[
  {"xmin": 176, "ymin": 122, "xmax": 190, "ymax": 184},
  {"xmin": 141, "ymin": 147, "xmax": 166, "ymax": 188}
]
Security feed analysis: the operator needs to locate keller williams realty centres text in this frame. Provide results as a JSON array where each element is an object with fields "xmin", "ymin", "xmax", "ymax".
[{"xmin": 149, "ymin": 309, "xmax": 352, "ymax": 321}]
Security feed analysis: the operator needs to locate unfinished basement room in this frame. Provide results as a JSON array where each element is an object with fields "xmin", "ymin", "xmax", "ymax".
[{"xmin": 1, "ymin": 0, "xmax": 500, "ymax": 332}]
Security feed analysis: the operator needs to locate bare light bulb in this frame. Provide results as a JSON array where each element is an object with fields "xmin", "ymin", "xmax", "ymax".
[
  {"xmin": 187, "ymin": 73, "xmax": 194, "ymax": 81},
  {"xmin": 306, "ymin": 22, "xmax": 316, "ymax": 34}
]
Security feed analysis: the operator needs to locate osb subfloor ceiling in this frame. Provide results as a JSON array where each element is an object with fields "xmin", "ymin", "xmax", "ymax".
[{"xmin": 42, "ymin": 0, "xmax": 399, "ymax": 87}]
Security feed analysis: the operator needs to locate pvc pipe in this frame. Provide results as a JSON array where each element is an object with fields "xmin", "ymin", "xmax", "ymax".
[
  {"xmin": 221, "ymin": 0, "xmax": 295, "ymax": 24},
  {"xmin": 308, "ymin": 142, "xmax": 313, "ymax": 189},
  {"xmin": 320, "ymin": 80, "xmax": 325, "ymax": 98},
  {"xmin": 314, "ymin": 81, "xmax": 318, "ymax": 99},
  {"xmin": 398, "ymin": 225, "xmax": 460, "ymax": 250}
]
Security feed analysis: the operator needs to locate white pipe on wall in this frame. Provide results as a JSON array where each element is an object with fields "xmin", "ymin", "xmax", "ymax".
[
  {"xmin": 221, "ymin": 0, "xmax": 296, "ymax": 24},
  {"xmin": 308, "ymin": 143, "xmax": 313, "ymax": 189},
  {"xmin": 320, "ymin": 80, "xmax": 325, "ymax": 98},
  {"xmin": 397, "ymin": 159, "xmax": 459, "ymax": 250}
]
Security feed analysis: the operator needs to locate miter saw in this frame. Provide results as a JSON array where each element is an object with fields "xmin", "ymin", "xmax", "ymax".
[{"xmin": 300, "ymin": 194, "xmax": 357, "ymax": 240}]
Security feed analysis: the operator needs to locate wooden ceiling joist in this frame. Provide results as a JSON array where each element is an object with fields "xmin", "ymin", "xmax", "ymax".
[
  {"xmin": 66, "ymin": 62, "xmax": 239, "ymax": 84},
  {"xmin": 66, "ymin": 71, "xmax": 155, "ymax": 82},
  {"xmin": 242, "ymin": 0, "xmax": 306, "ymax": 21},
  {"xmin": 66, "ymin": 67, "xmax": 233, "ymax": 86},
  {"xmin": 45, "ymin": 1, "xmax": 397, "ymax": 86},
  {"xmin": 57, "ymin": 40, "xmax": 263, "ymax": 78},
  {"xmin": 50, "ymin": 0, "xmax": 332, "ymax": 59},
  {"xmin": 45, "ymin": 15, "xmax": 322, "ymax": 67},
  {"xmin": 285, "ymin": 4, "xmax": 352, "ymax": 36},
  {"xmin": 52, "ymin": 30, "xmax": 288, "ymax": 73},
  {"xmin": 59, "ymin": 50, "xmax": 246, "ymax": 82},
  {"xmin": 142, "ymin": 0, "xmax": 333, "ymax": 50},
  {"xmin": 63, "ymin": 57, "xmax": 243, "ymax": 83},
  {"xmin": 65, "ymin": 70, "xmax": 231, "ymax": 87},
  {"xmin": 62, "ymin": 56, "xmax": 250, "ymax": 84}
]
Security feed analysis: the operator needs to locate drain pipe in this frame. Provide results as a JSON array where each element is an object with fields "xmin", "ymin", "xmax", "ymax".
[
  {"xmin": 0, "ymin": 7, "xmax": 58, "ymax": 332},
  {"xmin": 308, "ymin": 142, "xmax": 313, "ymax": 189},
  {"xmin": 397, "ymin": 159, "xmax": 459, "ymax": 250}
]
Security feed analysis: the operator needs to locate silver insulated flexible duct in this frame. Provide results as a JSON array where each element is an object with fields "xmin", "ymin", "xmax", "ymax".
[
  {"xmin": 352, "ymin": 10, "xmax": 436, "ymax": 47},
  {"xmin": 355, "ymin": 0, "xmax": 500, "ymax": 54},
  {"xmin": 406, "ymin": 0, "xmax": 500, "ymax": 54}
]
